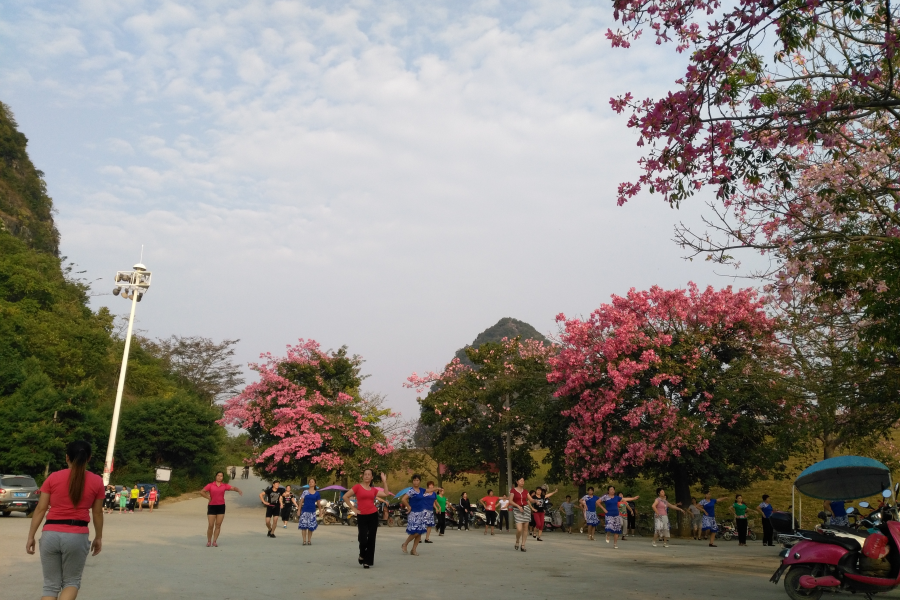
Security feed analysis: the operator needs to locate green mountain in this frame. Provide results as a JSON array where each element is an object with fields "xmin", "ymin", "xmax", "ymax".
[
  {"xmin": 0, "ymin": 102, "xmax": 59, "ymax": 256},
  {"xmin": 454, "ymin": 317, "xmax": 548, "ymax": 366},
  {"xmin": 0, "ymin": 103, "xmax": 223, "ymax": 491}
]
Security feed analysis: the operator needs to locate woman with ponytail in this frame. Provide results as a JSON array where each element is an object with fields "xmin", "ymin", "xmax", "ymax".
[{"xmin": 26, "ymin": 440, "xmax": 105, "ymax": 599}]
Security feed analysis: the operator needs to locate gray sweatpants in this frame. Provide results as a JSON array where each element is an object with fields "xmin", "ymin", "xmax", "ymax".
[{"xmin": 40, "ymin": 530, "xmax": 90, "ymax": 597}]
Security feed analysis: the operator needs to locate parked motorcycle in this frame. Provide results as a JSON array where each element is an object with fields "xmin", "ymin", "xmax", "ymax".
[
  {"xmin": 321, "ymin": 499, "xmax": 357, "ymax": 526},
  {"xmin": 770, "ymin": 455, "xmax": 900, "ymax": 600}
]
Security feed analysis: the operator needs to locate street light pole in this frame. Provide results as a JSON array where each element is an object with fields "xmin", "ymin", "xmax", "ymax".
[{"xmin": 102, "ymin": 262, "xmax": 152, "ymax": 486}]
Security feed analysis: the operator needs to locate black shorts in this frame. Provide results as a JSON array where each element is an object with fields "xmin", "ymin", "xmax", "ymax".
[
  {"xmin": 280, "ymin": 507, "xmax": 293, "ymax": 521},
  {"xmin": 207, "ymin": 504, "xmax": 226, "ymax": 515},
  {"xmin": 485, "ymin": 510, "xmax": 497, "ymax": 526},
  {"xmin": 266, "ymin": 505, "xmax": 280, "ymax": 518}
]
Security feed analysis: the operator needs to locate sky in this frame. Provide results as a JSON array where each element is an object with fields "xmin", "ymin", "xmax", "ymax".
[{"xmin": 1, "ymin": 0, "xmax": 755, "ymax": 418}]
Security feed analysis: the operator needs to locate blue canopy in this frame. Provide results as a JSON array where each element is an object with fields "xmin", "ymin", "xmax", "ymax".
[{"xmin": 795, "ymin": 456, "xmax": 892, "ymax": 501}]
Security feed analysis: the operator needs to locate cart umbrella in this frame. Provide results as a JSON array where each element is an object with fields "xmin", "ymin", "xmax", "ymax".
[{"xmin": 794, "ymin": 456, "xmax": 892, "ymax": 501}]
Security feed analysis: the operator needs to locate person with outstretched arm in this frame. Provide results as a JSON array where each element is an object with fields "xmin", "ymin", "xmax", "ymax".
[
  {"xmin": 343, "ymin": 470, "xmax": 393, "ymax": 568},
  {"xmin": 200, "ymin": 471, "xmax": 243, "ymax": 547}
]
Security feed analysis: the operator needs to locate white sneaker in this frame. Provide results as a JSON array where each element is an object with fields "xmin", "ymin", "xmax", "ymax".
[
  {"xmin": 664, "ymin": 542, "xmax": 669, "ymax": 548},
  {"xmin": 652, "ymin": 541, "xmax": 657, "ymax": 547}
]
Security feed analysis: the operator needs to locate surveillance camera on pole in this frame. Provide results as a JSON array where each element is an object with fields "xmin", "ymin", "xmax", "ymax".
[{"xmin": 102, "ymin": 260, "xmax": 152, "ymax": 486}]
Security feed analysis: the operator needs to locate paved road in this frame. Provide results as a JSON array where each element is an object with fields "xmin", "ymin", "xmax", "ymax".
[{"xmin": 0, "ymin": 475, "xmax": 819, "ymax": 599}]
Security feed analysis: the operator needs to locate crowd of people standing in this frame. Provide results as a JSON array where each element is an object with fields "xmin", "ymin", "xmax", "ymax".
[{"xmin": 22, "ymin": 445, "xmax": 789, "ymax": 598}]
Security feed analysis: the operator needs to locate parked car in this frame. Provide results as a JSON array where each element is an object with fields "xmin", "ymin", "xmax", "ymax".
[
  {"xmin": 0, "ymin": 474, "xmax": 40, "ymax": 516},
  {"xmin": 136, "ymin": 483, "xmax": 160, "ymax": 508}
]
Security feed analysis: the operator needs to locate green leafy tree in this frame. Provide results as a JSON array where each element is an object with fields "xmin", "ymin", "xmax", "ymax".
[
  {"xmin": 407, "ymin": 337, "xmax": 558, "ymax": 488},
  {"xmin": 117, "ymin": 392, "xmax": 225, "ymax": 476}
]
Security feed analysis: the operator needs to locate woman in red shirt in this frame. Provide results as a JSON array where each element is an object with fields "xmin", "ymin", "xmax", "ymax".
[
  {"xmin": 25, "ymin": 440, "xmax": 105, "ymax": 599},
  {"xmin": 200, "ymin": 471, "xmax": 243, "ymax": 547},
  {"xmin": 343, "ymin": 469, "xmax": 393, "ymax": 568},
  {"xmin": 508, "ymin": 476, "xmax": 534, "ymax": 552}
]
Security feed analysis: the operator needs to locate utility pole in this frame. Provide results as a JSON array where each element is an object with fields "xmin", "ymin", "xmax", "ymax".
[
  {"xmin": 102, "ymin": 260, "xmax": 152, "ymax": 486},
  {"xmin": 504, "ymin": 395, "xmax": 512, "ymax": 494}
]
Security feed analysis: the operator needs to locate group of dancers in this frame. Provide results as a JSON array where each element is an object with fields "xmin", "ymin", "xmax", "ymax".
[{"xmin": 199, "ymin": 469, "xmax": 784, "ymax": 568}]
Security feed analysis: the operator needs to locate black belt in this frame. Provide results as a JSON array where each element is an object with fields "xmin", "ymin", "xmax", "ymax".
[{"xmin": 45, "ymin": 519, "xmax": 89, "ymax": 527}]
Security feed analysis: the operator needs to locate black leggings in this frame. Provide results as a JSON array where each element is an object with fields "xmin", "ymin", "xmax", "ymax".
[
  {"xmin": 499, "ymin": 511, "xmax": 509, "ymax": 531},
  {"xmin": 437, "ymin": 512, "xmax": 446, "ymax": 534},
  {"xmin": 761, "ymin": 517, "xmax": 773, "ymax": 545},
  {"xmin": 357, "ymin": 512, "xmax": 379, "ymax": 565},
  {"xmin": 736, "ymin": 518, "xmax": 748, "ymax": 544}
]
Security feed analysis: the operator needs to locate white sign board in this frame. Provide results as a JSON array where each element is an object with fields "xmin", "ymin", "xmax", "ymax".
[{"xmin": 155, "ymin": 467, "xmax": 172, "ymax": 482}]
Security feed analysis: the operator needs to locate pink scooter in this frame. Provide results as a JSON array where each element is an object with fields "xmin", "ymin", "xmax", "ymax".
[{"xmin": 771, "ymin": 521, "xmax": 900, "ymax": 598}]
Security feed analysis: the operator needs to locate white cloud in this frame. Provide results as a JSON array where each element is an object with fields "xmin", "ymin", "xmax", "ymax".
[{"xmin": 1, "ymin": 0, "xmax": 747, "ymax": 418}]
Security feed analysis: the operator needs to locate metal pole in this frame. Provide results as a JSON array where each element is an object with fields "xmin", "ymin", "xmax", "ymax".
[
  {"xmin": 792, "ymin": 486, "xmax": 795, "ymax": 530},
  {"xmin": 504, "ymin": 396, "xmax": 513, "ymax": 494},
  {"xmin": 799, "ymin": 493, "xmax": 802, "ymax": 530},
  {"xmin": 103, "ymin": 290, "xmax": 139, "ymax": 485}
]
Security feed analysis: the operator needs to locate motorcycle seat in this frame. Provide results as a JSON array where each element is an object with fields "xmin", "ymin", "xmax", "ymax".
[
  {"xmin": 825, "ymin": 524, "xmax": 873, "ymax": 538},
  {"xmin": 799, "ymin": 530, "xmax": 862, "ymax": 552}
]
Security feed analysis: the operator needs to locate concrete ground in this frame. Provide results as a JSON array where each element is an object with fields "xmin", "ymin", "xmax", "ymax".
[{"xmin": 0, "ymin": 474, "xmax": 857, "ymax": 600}]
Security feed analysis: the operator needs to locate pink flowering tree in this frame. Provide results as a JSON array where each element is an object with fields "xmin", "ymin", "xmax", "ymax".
[
  {"xmin": 406, "ymin": 337, "xmax": 560, "ymax": 488},
  {"xmin": 549, "ymin": 284, "xmax": 796, "ymax": 511},
  {"xmin": 220, "ymin": 340, "xmax": 397, "ymax": 484},
  {"xmin": 609, "ymin": 0, "xmax": 899, "ymax": 209}
]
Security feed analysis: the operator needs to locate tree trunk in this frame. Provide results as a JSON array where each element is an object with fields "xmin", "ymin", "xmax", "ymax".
[
  {"xmin": 578, "ymin": 482, "xmax": 587, "ymax": 501},
  {"xmin": 341, "ymin": 473, "xmax": 349, "ymax": 489},
  {"xmin": 823, "ymin": 437, "xmax": 839, "ymax": 460},
  {"xmin": 498, "ymin": 437, "xmax": 507, "ymax": 495},
  {"xmin": 672, "ymin": 461, "xmax": 692, "ymax": 538}
]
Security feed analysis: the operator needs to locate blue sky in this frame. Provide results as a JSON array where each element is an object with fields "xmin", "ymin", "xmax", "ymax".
[{"xmin": 1, "ymin": 0, "xmax": 752, "ymax": 417}]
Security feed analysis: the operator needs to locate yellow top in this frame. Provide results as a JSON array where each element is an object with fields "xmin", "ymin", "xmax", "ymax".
[{"xmin": 130, "ymin": 488, "xmax": 139, "ymax": 498}]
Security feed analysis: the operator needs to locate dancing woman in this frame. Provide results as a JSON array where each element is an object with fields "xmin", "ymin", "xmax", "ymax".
[
  {"xmin": 651, "ymin": 488, "xmax": 683, "ymax": 548},
  {"xmin": 508, "ymin": 477, "xmax": 532, "ymax": 552},
  {"xmin": 297, "ymin": 478, "xmax": 321, "ymax": 545},
  {"xmin": 400, "ymin": 475, "xmax": 428, "ymax": 555},
  {"xmin": 531, "ymin": 487, "xmax": 558, "ymax": 541},
  {"xmin": 344, "ymin": 470, "xmax": 393, "ymax": 568},
  {"xmin": 422, "ymin": 481, "xmax": 439, "ymax": 543},
  {"xmin": 200, "ymin": 471, "xmax": 243, "ymax": 547},
  {"xmin": 579, "ymin": 487, "xmax": 599, "ymax": 540},
  {"xmin": 599, "ymin": 488, "xmax": 639, "ymax": 549},
  {"xmin": 699, "ymin": 491, "xmax": 730, "ymax": 547}
]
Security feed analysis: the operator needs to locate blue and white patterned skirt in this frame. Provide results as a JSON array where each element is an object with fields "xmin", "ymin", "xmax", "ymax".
[
  {"xmin": 585, "ymin": 510, "xmax": 599, "ymax": 526},
  {"xmin": 605, "ymin": 514, "xmax": 622, "ymax": 534},
  {"xmin": 425, "ymin": 510, "xmax": 435, "ymax": 527},
  {"xmin": 298, "ymin": 511, "xmax": 318, "ymax": 531},
  {"xmin": 406, "ymin": 510, "xmax": 428, "ymax": 535},
  {"xmin": 830, "ymin": 515, "xmax": 849, "ymax": 527},
  {"xmin": 701, "ymin": 515, "xmax": 718, "ymax": 532}
]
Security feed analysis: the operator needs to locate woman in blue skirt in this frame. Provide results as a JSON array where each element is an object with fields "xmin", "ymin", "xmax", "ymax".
[
  {"xmin": 297, "ymin": 478, "xmax": 322, "ymax": 546},
  {"xmin": 422, "ymin": 481, "xmax": 438, "ymax": 543},
  {"xmin": 579, "ymin": 487, "xmax": 600, "ymax": 540},
  {"xmin": 401, "ymin": 475, "xmax": 428, "ymax": 555},
  {"xmin": 599, "ymin": 487, "xmax": 639, "ymax": 549},
  {"xmin": 699, "ymin": 491, "xmax": 730, "ymax": 547}
]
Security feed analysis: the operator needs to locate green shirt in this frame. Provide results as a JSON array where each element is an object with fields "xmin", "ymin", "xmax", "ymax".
[
  {"xmin": 733, "ymin": 503, "xmax": 748, "ymax": 517},
  {"xmin": 436, "ymin": 496, "xmax": 447, "ymax": 512}
]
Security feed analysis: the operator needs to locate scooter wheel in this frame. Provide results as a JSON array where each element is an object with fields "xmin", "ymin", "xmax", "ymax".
[{"xmin": 783, "ymin": 566, "xmax": 824, "ymax": 600}]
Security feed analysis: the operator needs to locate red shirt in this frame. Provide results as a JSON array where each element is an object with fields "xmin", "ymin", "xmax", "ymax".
[
  {"xmin": 204, "ymin": 482, "xmax": 233, "ymax": 505},
  {"xmin": 41, "ymin": 469, "xmax": 104, "ymax": 534},
  {"xmin": 481, "ymin": 496, "xmax": 499, "ymax": 511},
  {"xmin": 352, "ymin": 484, "xmax": 378, "ymax": 515},
  {"xmin": 510, "ymin": 488, "xmax": 529, "ymax": 507}
]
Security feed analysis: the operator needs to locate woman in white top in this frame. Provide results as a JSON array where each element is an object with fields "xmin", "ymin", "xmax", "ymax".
[{"xmin": 498, "ymin": 495, "xmax": 510, "ymax": 532}]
